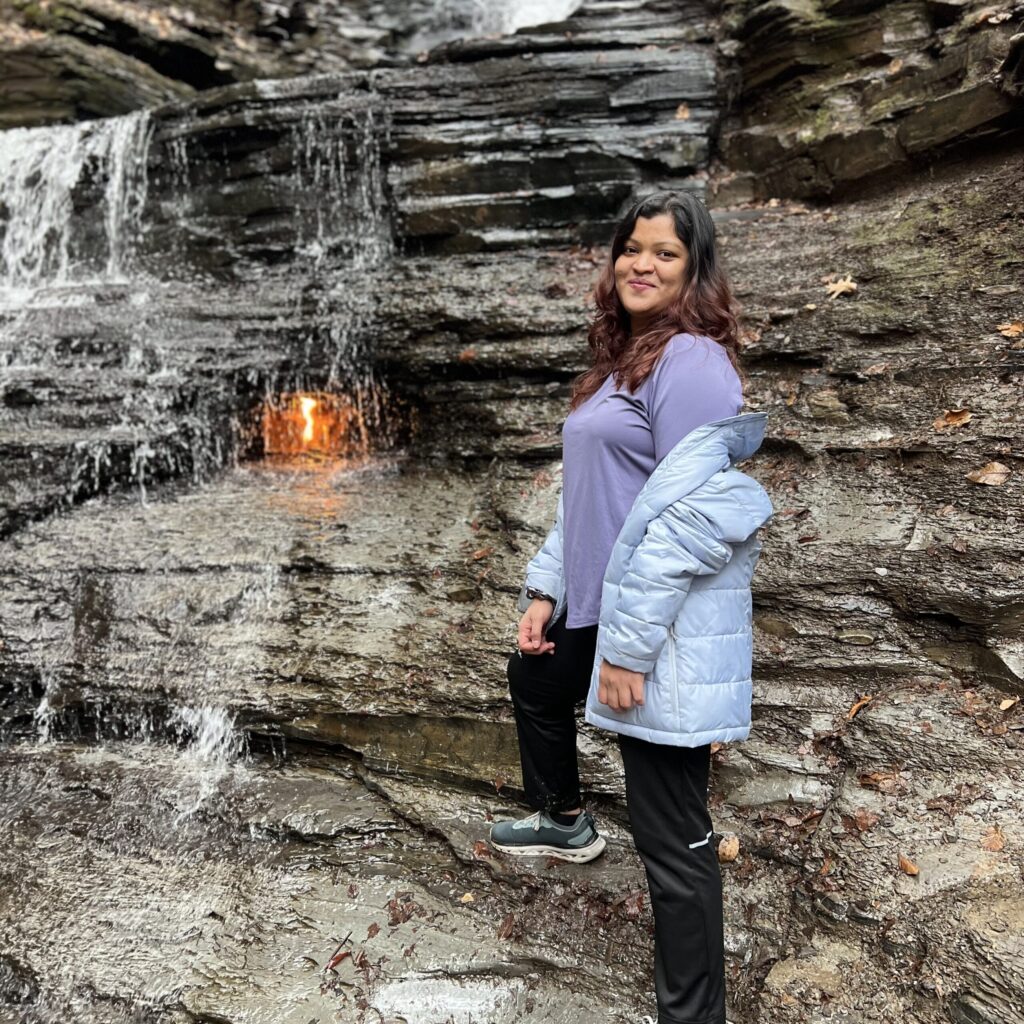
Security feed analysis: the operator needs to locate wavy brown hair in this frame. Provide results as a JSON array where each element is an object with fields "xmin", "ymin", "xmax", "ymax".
[{"xmin": 569, "ymin": 189, "xmax": 744, "ymax": 410}]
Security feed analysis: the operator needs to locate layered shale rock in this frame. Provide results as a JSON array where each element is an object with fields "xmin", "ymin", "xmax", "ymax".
[{"xmin": 715, "ymin": 0, "xmax": 1024, "ymax": 200}]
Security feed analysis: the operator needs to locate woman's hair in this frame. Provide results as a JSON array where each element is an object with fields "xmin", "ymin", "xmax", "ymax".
[{"xmin": 569, "ymin": 189, "xmax": 744, "ymax": 410}]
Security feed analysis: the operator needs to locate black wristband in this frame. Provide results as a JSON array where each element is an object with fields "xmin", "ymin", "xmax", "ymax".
[{"xmin": 526, "ymin": 586, "xmax": 556, "ymax": 604}]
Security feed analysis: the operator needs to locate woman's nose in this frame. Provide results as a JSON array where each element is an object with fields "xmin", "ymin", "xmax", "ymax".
[{"xmin": 632, "ymin": 252, "xmax": 654, "ymax": 273}]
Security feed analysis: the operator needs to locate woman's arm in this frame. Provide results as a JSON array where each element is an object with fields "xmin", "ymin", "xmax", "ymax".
[{"xmin": 516, "ymin": 491, "xmax": 566, "ymax": 615}]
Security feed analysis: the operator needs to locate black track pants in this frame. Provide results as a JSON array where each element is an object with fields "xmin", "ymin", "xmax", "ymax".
[
  {"xmin": 618, "ymin": 735, "xmax": 726, "ymax": 1024},
  {"xmin": 506, "ymin": 609, "xmax": 727, "ymax": 1024}
]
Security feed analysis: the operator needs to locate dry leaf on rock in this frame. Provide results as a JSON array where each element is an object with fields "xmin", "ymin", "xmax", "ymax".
[
  {"xmin": 965, "ymin": 461, "xmax": 1011, "ymax": 485},
  {"xmin": 933, "ymin": 408, "xmax": 972, "ymax": 431},
  {"xmin": 858, "ymin": 769, "xmax": 899, "ymax": 793},
  {"xmin": 718, "ymin": 834, "xmax": 740, "ymax": 862},
  {"xmin": 675, "ymin": 103, "xmax": 691, "ymax": 120},
  {"xmin": 999, "ymin": 697, "xmax": 1020, "ymax": 711},
  {"xmin": 823, "ymin": 274, "xmax": 857, "ymax": 299},
  {"xmin": 996, "ymin": 320, "xmax": 1023, "ymax": 337},
  {"xmin": 981, "ymin": 826, "xmax": 1005, "ymax": 852},
  {"xmin": 847, "ymin": 694, "xmax": 875, "ymax": 720},
  {"xmin": 898, "ymin": 854, "xmax": 919, "ymax": 876}
]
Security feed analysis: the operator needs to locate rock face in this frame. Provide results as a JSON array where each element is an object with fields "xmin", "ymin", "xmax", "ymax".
[
  {"xmin": 715, "ymin": 0, "xmax": 1024, "ymax": 201},
  {"xmin": 1, "ymin": 1, "xmax": 1024, "ymax": 1023}
]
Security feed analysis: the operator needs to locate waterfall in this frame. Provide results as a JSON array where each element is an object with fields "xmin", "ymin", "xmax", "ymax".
[
  {"xmin": 403, "ymin": 0, "xmax": 583, "ymax": 51},
  {"xmin": 0, "ymin": 110, "xmax": 152, "ymax": 297}
]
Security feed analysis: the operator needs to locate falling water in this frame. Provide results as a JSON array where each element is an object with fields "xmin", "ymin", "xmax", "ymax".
[{"xmin": 0, "ymin": 110, "xmax": 152, "ymax": 297}]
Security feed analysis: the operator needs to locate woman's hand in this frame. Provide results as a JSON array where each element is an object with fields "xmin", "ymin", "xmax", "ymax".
[
  {"xmin": 518, "ymin": 598, "xmax": 555, "ymax": 655},
  {"xmin": 598, "ymin": 659, "xmax": 646, "ymax": 711}
]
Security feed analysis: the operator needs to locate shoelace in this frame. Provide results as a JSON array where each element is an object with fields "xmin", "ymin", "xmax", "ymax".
[{"xmin": 513, "ymin": 811, "xmax": 551, "ymax": 832}]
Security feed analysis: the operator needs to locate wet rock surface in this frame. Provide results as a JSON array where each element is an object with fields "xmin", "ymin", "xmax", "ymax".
[
  {"xmin": 0, "ymin": 741, "xmax": 657, "ymax": 1023},
  {"xmin": 715, "ymin": 0, "xmax": 1024, "ymax": 201}
]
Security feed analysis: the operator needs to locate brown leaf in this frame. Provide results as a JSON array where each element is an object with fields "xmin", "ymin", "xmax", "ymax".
[
  {"xmin": 864, "ymin": 362, "xmax": 890, "ymax": 375},
  {"xmin": 965, "ymin": 461, "xmax": 1011, "ymax": 485},
  {"xmin": 497, "ymin": 912, "xmax": 517, "ymax": 939},
  {"xmin": 675, "ymin": 102, "xmax": 691, "ymax": 120},
  {"xmin": 999, "ymin": 697, "xmax": 1020, "ymax": 712},
  {"xmin": 472, "ymin": 840, "xmax": 493, "ymax": 860},
  {"xmin": 458, "ymin": 347, "xmax": 477, "ymax": 362},
  {"xmin": 718, "ymin": 834, "xmax": 740, "ymax": 862},
  {"xmin": 470, "ymin": 546, "xmax": 494, "ymax": 561},
  {"xmin": 996, "ymin": 320, "xmax": 1024, "ymax": 337},
  {"xmin": 858, "ymin": 770, "xmax": 898, "ymax": 793},
  {"xmin": 326, "ymin": 949, "xmax": 352, "ymax": 971},
  {"xmin": 981, "ymin": 826, "xmax": 1005, "ymax": 852},
  {"xmin": 854, "ymin": 807, "xmax": 880, "ymax": 831},
  {"xmin": 493, "ymin": 773, "xmax": 507, "ymax": 793},
  {"xmin": 932, "ymin": 408, "xmax": 972, "ymax": 431},
  {"xmin": 898, "ymin": 854, "xmax": 919, "ymax": 876},
  {"xmin": 366, "ymin": 922, "xmax": 380, "ymax": 940},
  {"xmin": 847, "ymin": 694, "xmax": 875, "ymax": 720}
]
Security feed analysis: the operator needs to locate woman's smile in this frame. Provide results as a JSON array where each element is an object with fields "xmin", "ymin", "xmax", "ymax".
[{"xmin": 614, "ymin": 212, "xmax": 688, "ymax": 334}]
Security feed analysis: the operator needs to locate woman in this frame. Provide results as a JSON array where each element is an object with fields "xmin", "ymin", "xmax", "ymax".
[{"xmin": 489, "ymin": 189, "xmax": 773, "ymax": 1024}]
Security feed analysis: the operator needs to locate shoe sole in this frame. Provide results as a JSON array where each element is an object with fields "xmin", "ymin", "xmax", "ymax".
[{"xmin": 490, "ymin": 834, "xmax": 607, "ymax": 863}]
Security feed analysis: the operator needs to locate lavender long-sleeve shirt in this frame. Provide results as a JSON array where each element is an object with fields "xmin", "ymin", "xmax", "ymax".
[{"xmin": 561, "ymin": 332, "xmax": 744, "ymax": 628}]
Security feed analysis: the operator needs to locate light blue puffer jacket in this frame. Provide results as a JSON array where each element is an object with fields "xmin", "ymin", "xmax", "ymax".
[{"xmin": 517, "ymin": 412, "xmax": 773, "ymax": 747}]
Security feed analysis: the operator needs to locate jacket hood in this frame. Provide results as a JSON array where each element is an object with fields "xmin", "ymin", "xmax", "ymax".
[{"xmin": 630, "ymin": 412, "xmax": 768, "ymax": 517}]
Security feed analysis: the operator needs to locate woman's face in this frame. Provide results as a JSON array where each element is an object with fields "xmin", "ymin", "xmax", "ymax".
[{"xmin": 614, "ymin": 213, "xmax": 689, "ymax": 334}]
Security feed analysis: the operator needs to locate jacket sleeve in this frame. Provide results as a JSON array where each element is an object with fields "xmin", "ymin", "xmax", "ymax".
[
  {"xmin": 516, "ymin": 491, "xmax": 566, "ymax": 614},
  {"xmin": 598, "ymin": 472, "xmax": 772, "ymax": 674}
]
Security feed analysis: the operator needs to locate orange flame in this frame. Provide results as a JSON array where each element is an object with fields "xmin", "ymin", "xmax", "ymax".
[
  {"xmin": 262, "ymin": 390, "xmax": 370, "ymax": 458},
  {"xmin": 300, "ymin": 396, "xmax": 317, "ymax": 443}
]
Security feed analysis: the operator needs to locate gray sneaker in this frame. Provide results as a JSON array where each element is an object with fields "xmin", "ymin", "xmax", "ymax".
[{"xmin": 489, "ymin": 809, "xmax": 607, "ymax": 863}]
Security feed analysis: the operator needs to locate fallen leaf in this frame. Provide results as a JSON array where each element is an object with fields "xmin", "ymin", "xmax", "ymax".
[
  {"xmin": 858, "ymin": 770, "xmax": 898, "ymax": 793},
  {"xmin": 847, "ymin": 694, "xmax": 875, "ymax": 720},
  {"xmin": 458, "ymin": 347, "xmax": 477, "ymax": 362},
  {"xmin": 999, "ymin": 697, "xmax": 1020, "ymax": 711},
  {"xmin": 981, "ymin": 826, "xmax": 1005, "ymax": 852},
  {"xmin": 459, "ymin": 892, "xmax": 475, "ymax": 903},
  {"xmin": 366, "ymin": 922, "xmax": 380, "ymax": 940},
  {"xmin": 804, "ymin": 302, "xmax": 817, "ymax": 310},
  {"xmin": 824, "ymin": 274, "xmax": 857, "ymax": 300},
  {"xmin": 493, "ymin": 773, "xmax": 507, "ymax": 792},
  {"xmin": 472, "ymin": 840, "xmax": 493, "ymax": 860},
  {"xmin": 718, "ymin": 834, "xmax": 740, "ymax": 862},
  {"xmin": 854, "ymin": 807, "xmax": 880, "ymax": 831},
  {"xmin": 470, "ymin": 546, "xmax": 493, "ymax": 561},
  {"xmin": 933, "ymin": 408, "xmax": 972, "ymax": 431},
  {"xmin": 887, "ymin": 57, "xmax": 904, "ymax": 74},
  {"xmin": 898, "ymin": 854, "xmax": 919, "ymax": 876},
  {"xmin": 965, "ymin": 461, "xmax": 1011, "ymax": 485},
  {"xmin": 675, "ymin": 102, "xmax": 691, "ymax": 120},
  {"xmin": 996, "ymin": 320, "xmax": 1023, "ymax": 337},
  {"xmin": 864, "ymin": 362, "xmax": 890, "ymax": 375},
  {"xmin": 496, "ymin": 912, "xmax": 517, "ymax": 939},
  {"xmin": 326, "ymin": 949, "xmax": 352, "ymax": 971}
]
